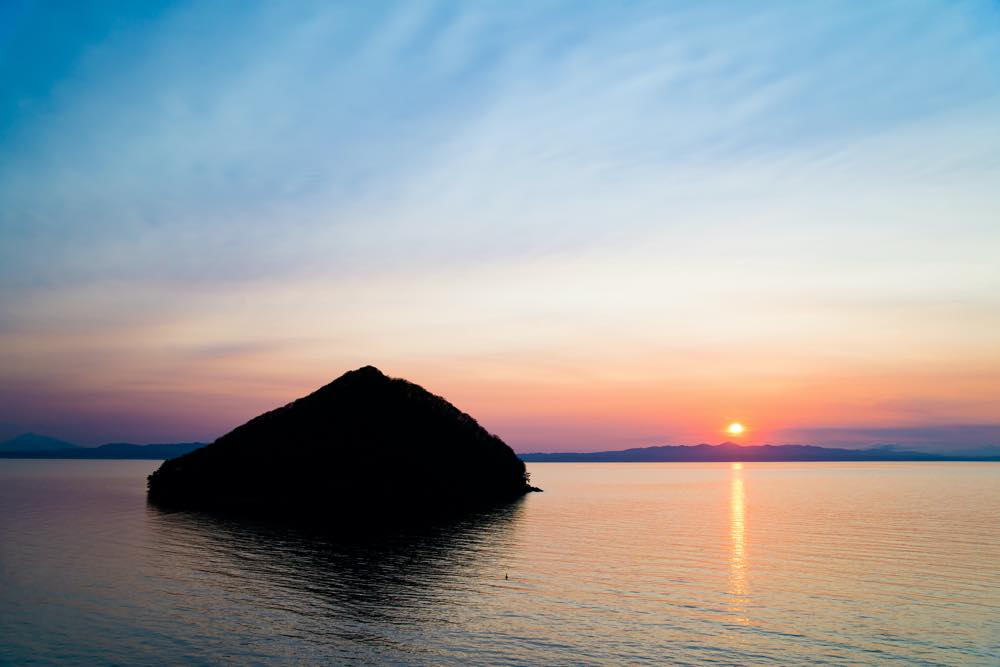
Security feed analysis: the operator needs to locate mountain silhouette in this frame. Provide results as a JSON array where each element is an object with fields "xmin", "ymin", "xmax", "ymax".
[
  {"xmin": 519, "ymin": 441, "xmax": 999, "ymax": 462},
  {"xmin": 148, "ymin": 366, "xmax": 538, "ymax": 517},
  {"xmin": 0, "ymin": 433, "xmax": 79, "ymax": 452},
  {"xmin": 0, "ymin": 442, "xmax": 205, "ymax": 459}
]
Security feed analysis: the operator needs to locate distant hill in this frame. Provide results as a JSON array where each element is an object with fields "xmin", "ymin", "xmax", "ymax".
[
  {"xmin": 0, "ymin": 438, "xmax": 205, "ymax": 459},
  {"xmin": 0, "ymin": 433, "xmax": 80, "ymax": 452},
  {"xmin": 148, "ymin": 365, "xmax": 539, "ymax": 516},
  {"xmin": 519, "ymin": 442, "xmax": 1000, "ymax": 462}
]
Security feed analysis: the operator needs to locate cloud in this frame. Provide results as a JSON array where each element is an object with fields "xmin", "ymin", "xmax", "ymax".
[
  {"xmin": 4, "ymin": 1, "xmax": 1000, "ymax": 286},
  {"xmin": 1, "ymin": 1, "xmax": 999, "ymax": 444}
]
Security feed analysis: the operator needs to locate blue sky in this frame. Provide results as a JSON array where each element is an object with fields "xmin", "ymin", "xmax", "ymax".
[{"xmin": 1, "ymin": 1, "xmax": 999, "ymax": 449}]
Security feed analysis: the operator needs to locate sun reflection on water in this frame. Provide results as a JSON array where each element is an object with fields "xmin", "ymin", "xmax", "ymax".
[{"xmin": 729, "ymin": 462, "xmax": 749, "ymax": 624}]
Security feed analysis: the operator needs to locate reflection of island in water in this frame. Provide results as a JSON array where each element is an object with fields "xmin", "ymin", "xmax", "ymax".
[{"xmin": 144, "ymin": 499, "xmax": 527, "ymax": 660}]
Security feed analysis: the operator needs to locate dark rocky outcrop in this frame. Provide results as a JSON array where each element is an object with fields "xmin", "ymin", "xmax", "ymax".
[{"xmin": 148, "ymin": 366, "xmax": 538, "ymax": 518}]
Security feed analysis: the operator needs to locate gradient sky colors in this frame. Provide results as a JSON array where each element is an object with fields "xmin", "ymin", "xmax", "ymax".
[{"xmin": 2, "ymin": 1, "xmax": 999, "ymax": 451}]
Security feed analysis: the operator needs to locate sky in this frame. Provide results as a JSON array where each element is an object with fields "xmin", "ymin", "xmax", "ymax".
[{"xmin": 1, "ymin": 0, "xmax": 999, "ymax": 452}]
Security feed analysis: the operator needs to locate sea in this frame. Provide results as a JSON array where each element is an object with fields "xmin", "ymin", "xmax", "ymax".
[{"xmin": 1, "ymin": 460, "xmax": 998, "ymax": 665}]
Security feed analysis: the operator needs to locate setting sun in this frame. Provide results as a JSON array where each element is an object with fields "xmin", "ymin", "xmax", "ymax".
[{"xmin": 726, "ymin": 422, "xmax": 746, "ymax": 437}]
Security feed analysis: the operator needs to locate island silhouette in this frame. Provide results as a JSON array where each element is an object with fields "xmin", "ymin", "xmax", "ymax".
[{"xmin": 147, "ymin": 366, "xmax": 539, "ymax": 517}]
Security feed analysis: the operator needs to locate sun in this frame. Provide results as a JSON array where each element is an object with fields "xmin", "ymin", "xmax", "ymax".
[{"xmin": 726, "ymin": 422, "xmax": 746, "ymax": 437}]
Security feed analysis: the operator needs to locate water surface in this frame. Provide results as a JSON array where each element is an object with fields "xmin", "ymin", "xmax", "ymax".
[{"xmin": 1, "ymin": 460, "xmax": 998, "ymax": 664}]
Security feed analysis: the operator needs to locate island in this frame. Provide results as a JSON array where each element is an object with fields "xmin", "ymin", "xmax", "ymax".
[{"xmin": 147, "ymin": 366, "xmax": 539, "ymax": 517}]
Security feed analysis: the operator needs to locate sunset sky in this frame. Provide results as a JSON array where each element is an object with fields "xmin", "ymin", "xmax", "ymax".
[{"xmin": 2, "ymin": 1, "xmax": 999, "ymax": 451}]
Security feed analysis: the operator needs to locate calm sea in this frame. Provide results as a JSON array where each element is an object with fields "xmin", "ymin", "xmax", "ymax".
[{"xmin": 1, "ymin": 460, "xmax": 998, "ymax": 665}]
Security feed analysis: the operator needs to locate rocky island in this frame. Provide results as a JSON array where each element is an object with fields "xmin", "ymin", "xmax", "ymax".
[{"xmin": 147, "ymin": 366, "xmax": 538, "ymax": 518}]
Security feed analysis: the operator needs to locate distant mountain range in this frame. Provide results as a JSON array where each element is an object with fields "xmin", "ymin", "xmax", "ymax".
[
  {"xmin": 0, "ymin": 434, "xmax": 205, "ymax": 460},
  {"xmin": 0, "ymin": 433, "xmax": 80, "ymax": 452},
  {"xmin": 520, "ymin": 442, "xmax": 1000, "ymax": 462},
  {"xmin": 3, "ymin": 433, "xmax": 999, "ymax": 463}
]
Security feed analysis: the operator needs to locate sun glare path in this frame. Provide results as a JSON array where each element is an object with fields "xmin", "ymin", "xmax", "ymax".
[{"xmin": 729, "ymin": 462, "xmax": 749, "ymax": 624}]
